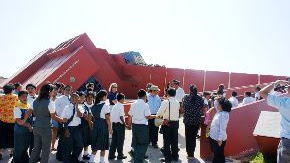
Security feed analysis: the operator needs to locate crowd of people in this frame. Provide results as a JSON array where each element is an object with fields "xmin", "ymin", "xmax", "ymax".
[{"xmin": 0, "ymin": 78, "xmax": 288, "ymax": 163}]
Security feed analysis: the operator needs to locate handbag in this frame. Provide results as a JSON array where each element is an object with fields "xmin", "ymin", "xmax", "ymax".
[{"xmin": 162, "ymin": 101, "xmax": 171, "ymax": 126}]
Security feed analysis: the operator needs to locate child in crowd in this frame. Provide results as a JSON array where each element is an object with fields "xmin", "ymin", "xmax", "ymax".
[
  {"xmin": 13, "ymin": 91, "xmax": 33, "ymax": 163},
  {"xmin": 90, "ymin": 90, "xmax": 111, "ymax": 163},
  {"xmin": 61, "ymin": 93, "xmax": 84, "ymax": 163},
  {"xmin": 109, "ymin": 93, "xmax": 128, "ymax": 160},
  {"xmin": 80, "ymin": 91, "xmax": 94, "ymax": 161},
  {"xmin": 209, "ymin": 97, "xmax": 232, "ymax": 163}
]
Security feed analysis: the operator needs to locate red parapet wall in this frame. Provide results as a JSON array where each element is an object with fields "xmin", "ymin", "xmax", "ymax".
[
  {"xmin": 200, "ymin": 99, "xmax": 278, "ymax": 158},
  {"xmin": 230, "ymin": 73, "xmax": 258, "ymax": 88},
  {"xmin": 204, "ymin": 71, "xmax": 229, "ymax": 91},
  {"xmin": 184, "ymin": 69, "xmax": 205, "ymax": 93},
  {"xmin": 166, "ymin": 68, "xmax": 185, "ymax": 87}
]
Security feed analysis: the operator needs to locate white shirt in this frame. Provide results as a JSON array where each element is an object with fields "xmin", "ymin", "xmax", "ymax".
[
  {"xmin": 129, "ymin": 99, "xmax": 151, "ymax": 125},
  {"xmin": 255, "ymin": 92, "xmax": 261, "ymax": 100},
  {"xmin": 242, "ymin": 97, "xmax": 256, "ymax": 105},
  {"xmin": 31, "ymin": 100, "xmax": 56, "ymax": 113},
  {"xmin": 61, "ymin": 103, "xmax": 84, "ymax": 126},
  {"xmin": 14, "ymin": 106, "xmax": 25, "ymax": 119},
  {"xmin": 99, "ymin": 101, "xmax": 111, "ymax": 119},
  {"xmin": 229, "ymin": 96, "xmax": 238, "ymax": 108},
  {"xmin": 156, "ymin": 97, "xmax": 180, "ymax": 121},
  {"xmin": 110, "ymin": 102, "xmax": 125, "ymax": 124},
  {"xmin": 55, "ymin": 95, "xmax": 70, "ymax": 116},
  {"xmin": 27, "ymin": 94, "xmax": 38, "ymax": 109},
  {"xmin": 210, "ymin": 111, "xmax": 229, "ymax": 141},
  {"xmin": 175, "ymin": 87, "xmax": 185, "ymax": 102}
]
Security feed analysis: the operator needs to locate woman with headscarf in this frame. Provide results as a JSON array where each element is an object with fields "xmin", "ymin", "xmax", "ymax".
[{"xmin": 182, "ymin": 85, "xmax": 204, "ymax": 159}]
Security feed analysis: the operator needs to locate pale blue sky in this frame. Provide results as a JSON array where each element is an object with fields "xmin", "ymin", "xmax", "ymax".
[{"xmin": 0, "ymin": 0, "xmax": 289, "ymax": 78}]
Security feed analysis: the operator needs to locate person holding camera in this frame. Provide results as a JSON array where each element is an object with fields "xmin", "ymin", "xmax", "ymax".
[{"xmin": 260, "ymin": 79, "xmax": 290, "ymax": 163}]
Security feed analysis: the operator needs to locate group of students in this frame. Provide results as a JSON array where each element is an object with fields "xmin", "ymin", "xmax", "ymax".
[{"xmin": 0, "ymin": 80, "xmax": 235, "ymax": 163}]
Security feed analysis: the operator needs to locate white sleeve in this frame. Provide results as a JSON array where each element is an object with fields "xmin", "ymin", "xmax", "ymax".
[
  {"xmin": 120, "ymin": 105, "xmax": 125, "ymax": 117},
  {"xmin": 103, "ymin": 105, "xmax": 111, "ymax": 114},
  {"xmin": 14, "ymin": 107, "xmax": 22, "ymax": 119},
  {"xmin": 30, "ymin": 101, "xmax": 34, "ymax": 110},
  {"xmin": 156, "ymin": 101, "xmax": 166, "ymax": 117},
  {"xmin": 78, "ymin": 105, "xmax": 85, "ymax": 114},
  {"xmin": 128, "ymin": 104, "xmax": 134, "ymax": 116},
  {"xmin": 48, "ymin": 101, "xmax": 56, "ymax": 114},
  {"xmin": 144, "ymin": 104, "xmax": 151, "ymax": 116},
  {"xmin": 61, "ymin": 106, "xmax": 70, "ymax": 119}
]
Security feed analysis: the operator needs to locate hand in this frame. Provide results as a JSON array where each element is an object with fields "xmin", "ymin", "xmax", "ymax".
[
  {"xmin": 109, "ymin": 129, "xmax": 113, "ymax": 135},
  {"xmin": 218, "ymin": 140, "xmax": 222, "ymax": 146}
]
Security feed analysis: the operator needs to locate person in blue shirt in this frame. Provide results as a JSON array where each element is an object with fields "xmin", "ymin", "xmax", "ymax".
[
  {"xmin": 260, "ymin": 79, "xmax": 290, "ymax": 163},
  {"xmin": 108, "ymin": 83, "xmax": 118, "ymax": 108},
  {"xmin": 147, "ymin": 85, "xmax": 161, "ymax": 148}
]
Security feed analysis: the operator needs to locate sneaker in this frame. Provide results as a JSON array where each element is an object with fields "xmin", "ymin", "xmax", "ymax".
[
  {"xmin": 117, "ymin": 155, "xmax": 127, "ymax": 160},
  {"xmin": 83, "ymin": 154, "xmax": 91, "ymax": 160}
]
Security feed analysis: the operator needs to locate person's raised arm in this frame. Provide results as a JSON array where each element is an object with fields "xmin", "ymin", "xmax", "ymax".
[{"xmin": 260, "ymin": 80, "xmax": 288, "ymax": 99}]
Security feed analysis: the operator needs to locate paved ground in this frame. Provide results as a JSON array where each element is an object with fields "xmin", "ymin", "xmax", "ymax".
[{"xmin": 1, "ymin": 119, "xmax": 207, "ymax": 163}]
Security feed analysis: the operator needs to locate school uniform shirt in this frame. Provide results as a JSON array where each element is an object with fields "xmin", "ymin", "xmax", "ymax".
[
  {"xmin": 209, "ymin": 111, "xmax": 229, "ymax": 141},
  {"xmin": 128, "ymin": 99, "xmax": 151, "ymax": 125},
  {"xmin": 108, "ymin": 92, "xmax": 117, "ymax": 106},
  {"xmin": 14, "ymin": 104, "xmax": 30, "ymax": 119},
  {"xmin": 55, "ymin": 95, "xmax": 70, "ymax": 116},
  {"xmin": 99, "ymin": 101, "xmax": 111, "ymax": 119},
  {"xmin": 175, "ymin": 87, "xmax": 185, "ymax": 102},
  {"xmin": 156, "ymin": 97, "xmax": 180, "ymax": 121},
  {"xmin": 30, "ymin": 100, "xmax": 56, "ymax": 113},
  {"xmin": 83, "ymin": 102, "xmax": 94, "ymax": 113},
  {"xmin": 242, "ymin": 97, "xmax": 256, "ymax": 105},
  {"xmin": 110, "ymin": 102, "xmax": 125, "ymax": 124},
  {"xmin": 229, "ymin": 96, "xmax": 238, "ymax": 108},
  {"xmin": 61, "ymin": 103, "xmax": 84, "ymax": 126},
  {"xmin": 147, "ymin": 94, "xmax": 161, "ymax": 115},
  {"xmin": 27, "ymin": 94, "xmax": 38, "ymax": 109},
  {"xmin": 255, "ymin": 92, "xmax": 261, "ymax": 100}
]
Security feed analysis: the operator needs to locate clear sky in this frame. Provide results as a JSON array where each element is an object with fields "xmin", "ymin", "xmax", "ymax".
[{"xmin": 0, "ymin": 0, "xmax": 289, "ymax": 78}]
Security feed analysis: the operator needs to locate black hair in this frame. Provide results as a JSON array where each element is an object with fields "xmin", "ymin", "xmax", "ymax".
[
  {"xmin": 95, "ymin": 90, "xmax": 108, "ymax": 104},
  {"xmin": 3, "ymin": 84, "xmax": 14, "ymax": 94},
  {"xmin": 76, "ymin": 91, "xmax": 85, "ymax": 97},
  {"xmin": 245, "ymin": 91, "xmax": 252, "ymax": 97},
  {"xmin": 218, "ymin": 97, "xmax": 232, "ymax": 112},
  {"xmin": 203, "ymin": 91, "xmax": 211, "ymax": 97},
  {"xmin": 117, "ymin": 93, "xmax": 125, "ymax": 101},
  {"xmin": 26, "ymin": 83, "xmax": 36, "ymax": 90},
  {"xmin": 167, "ymin": 88, "xmax": 176, "ymax": 97},
  {"xmin": 14, "ymin": 82, "xmax": 22, "ymax": 89},
  {"xmin": 86, "ymin": 91, "xmax": 96, "ymax": 98},
  {"xmin": 189, "ymin": 85, "xmax": 198, "ymax": 96},
  {"xmin": 137, "ymin": 89, "xmax": 147, "ymax": 98},
  {"xmin": 256, "ymin": 86, "xmax": 261, "ymax": 91},
  {"xmin": 18, "ymin": 90, "xmax": 28, "ymax": 97},
  {"xmin": 232, "ymin": 90, "xmax": 238, "ymax": 97},
  {"xmin": 218, "ymin": 84, "xmax": 225, "ymax": 91},
  {"xmin": 86, "ymin": 83, "xmax": 94, "ymax": 89},
  {"xmin": 64, "ymin": 85, "xmax": 72, "ymax": 90},
  {"xmin": 37, "ymin": 83, "xmax": 53, "ymax": 100},
  {"xmin": 146, "ymin": 83, "xmax": 153, "ymax": 89},
  {"xmin": 217, "ymin": 90, "xmax": 224, "ymax": 96},
  {"xmin": 54, "ymin": 82, "xmax": 62, "ymax": 89}
]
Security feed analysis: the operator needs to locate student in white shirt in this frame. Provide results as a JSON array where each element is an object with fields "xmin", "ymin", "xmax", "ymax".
[
  {"xmin": 172, "ymin": 79, "xmax": 185, "ymax": 103},
  {"xmin": 61, "ymin": 93, "xmax": 84, "ymax": 163},
  {"xmin": 255, "ymin": 86, "xmax": 262, "ymax": 100},
  {"xmin": 229, "ymin": 90, "xmax": 239, "ymax": 108},
  {"xmin": 109, "ymin": 93, "xmax": 128, "ymax": 160},
  {"xmin": 55, "ymin": 85, "xmax": 72, "ymax": 161},
  {"xmin": 156, "ymin": 88, "xmax": 180, "ymax": 163},
  {"xmin": 242, "ymin": 91, "xmax": 256, "ymax": 105},
  {"xmin": 128, "ymin": 89, "xmax": 156, "ymax": 163},
  {"xmin": 209, "ymin": 97, "xmax": 232, "ymax": 163},
  {"xmin": 90, "ymin": 90, "xmax": 111, "ymax": 163}
]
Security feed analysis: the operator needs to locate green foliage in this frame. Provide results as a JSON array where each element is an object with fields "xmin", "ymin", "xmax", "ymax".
[{"xmin": 250, "ymin": 152, "xmax": 276, "ymax": 163}]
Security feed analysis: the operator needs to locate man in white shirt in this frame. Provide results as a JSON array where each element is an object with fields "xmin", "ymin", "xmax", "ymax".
[
  {"xmin": 172, "ymin": 79, "xmax": 185, "ymax": 103},
  {"xmin": 109, "ymin": 93, "xmax": 128, "ymax": 160},
  {"xmin": 55, "ymin": 85, "xmax": 72, "ymax": 161},
  {"xmin": 156, "ymin": 88, "xmax": 180, "ymax": 162},
  {"xmin": 61, "ymin": 93, "xmax": 84, "ymax": 163},
  {"xmin": 128, "ymin": 89, "xmax": 156, "ymax": 163},
  {"xmin": 229, "ymin": 90, "xmax": 239, "ymax": 108},
  {"xmin": 242, "ymin": 91, "xmax": 256, "ymax": 105}
]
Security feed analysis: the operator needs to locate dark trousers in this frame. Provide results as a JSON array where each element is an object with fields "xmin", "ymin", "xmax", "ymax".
[
  {"xmin": 29, "ymin": 127, "xmax": 51, "ymax": 163},
  {"xmin": 63, "ymin": 126, "xmax": 83, "ymax": 163},
  {"xmin": 185, "ymin": 124, "xmax": 199, "ymax": 156},
  {"xmin": 163, "ymin": 121, "xmax": 179, "ymax": 162},
  {"xmin": 56, "ymin": 125, "xmax": 64, "ymax": 160},
  {"xmin": 209, "ymin": 137, "xmax": 226, "ymax": 163},
  {"xmin": 132, "ymin": 124, "xmax": 149, "ymax": 163},
  {"xmin": 277, "ymin": 138, "xmax": 290, "ymax": 163},
  {"xmin": 148, "ymin": 118, "xmax": 159, "ymax": 145},
  {"xmin": 13, "ymin": 130, "xmax": 31, "ymax": 163},
  {"xmin": 109, "ymin": 123, "xmax": 125, "ymax": 157}
]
